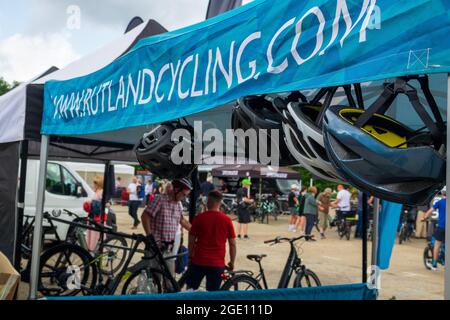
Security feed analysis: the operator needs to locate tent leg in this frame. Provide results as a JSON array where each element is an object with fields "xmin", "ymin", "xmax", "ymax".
[
  {"xmin": 29, "ymin": 135, "xmax": 49, "ymax": 300},
  {"xmin": 361, "ymin": 192, "xmax": 368, "ymax": 283},
  {"xmin": 445, "ymin": 74, "xmax": 450, "ymax": 300},
  {"xmin": 189, "ymin": 167, "xmax": 199, "ymax": 223},
  {"xmin": 368, "ymin": 197, "xmax": 380, "ymax": 289},
  {"xmin": 14, "ymin": 140, "xmax": 29, "ymax": 271}
]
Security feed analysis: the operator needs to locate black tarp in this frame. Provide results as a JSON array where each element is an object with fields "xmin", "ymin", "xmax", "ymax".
[{"xmin": 0, "ymin": 142, "xmax": 20, "ymax": 263}]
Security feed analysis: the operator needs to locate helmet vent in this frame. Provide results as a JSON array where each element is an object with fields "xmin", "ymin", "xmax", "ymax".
[{"xmin": 308, "ymin": 137, "xmax": 330, "ymax": 162}]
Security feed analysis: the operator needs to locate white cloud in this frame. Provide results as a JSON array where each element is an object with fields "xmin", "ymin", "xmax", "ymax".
[{"xmin": 0, "ymin": 32, "xmax": 80, "ymax": 82}]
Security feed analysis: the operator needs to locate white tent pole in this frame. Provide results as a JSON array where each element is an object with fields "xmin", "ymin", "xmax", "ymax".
[
  {"xmin": 445, "ymin": 74, "xmax": 450, "ymax": 300},
  {"xmin": 29, "ymin": 135, "xmax": 49, "ymax": 300}
]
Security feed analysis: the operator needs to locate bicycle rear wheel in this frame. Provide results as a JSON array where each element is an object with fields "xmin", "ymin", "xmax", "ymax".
[
  {"xmin": 221, "ymin": 274, "xmax": 262, "ymax": 291},
  {"xmin": 293, "ymin": 269, "xmax": 321, "ymax": 287},
  {"xmin": 423, "ymin": 245, "xmax": 433, "ymax": 270},
  {"xmin": 38, "ymin": 243, "xmax": 97, "ymax": 296}
]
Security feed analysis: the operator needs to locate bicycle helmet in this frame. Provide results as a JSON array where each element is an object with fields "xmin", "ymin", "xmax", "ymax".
[
  {"xmin": 134, "ymin": 121, "xmax": 196, "ymax": 179},
  {"xmin": 232, "ymin": 92, "xmax": 306, "ymax": 166},
  {"xmin": 323, "ymin": 76, "xmax": 446, "ymax": 205},
  {"xmin": 279, "ymin": 85, "xmax": 364, "ymax": 182}
]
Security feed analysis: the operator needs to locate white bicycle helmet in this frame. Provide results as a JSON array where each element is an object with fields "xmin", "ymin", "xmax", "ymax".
[{"xmin": 277, "ymin": 85, "xmax": 364, "ymax": 182}]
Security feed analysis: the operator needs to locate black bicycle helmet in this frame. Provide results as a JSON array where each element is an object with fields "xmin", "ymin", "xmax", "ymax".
[
  {"xmin": 322, "ymin": 76, "xmax": 446, "ymax": 205},
  {"xmin": 134, "ymin": 121, "xmax": 196, "ymax": 179},
  {"xmin": 231, "ymin": 92, "xmax": 306, "ymax": 166}
]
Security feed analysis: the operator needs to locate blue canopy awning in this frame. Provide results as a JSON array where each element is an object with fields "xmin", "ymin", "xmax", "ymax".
[{"xmin": 41, "ymin": 0, "xmax": 450, "ymax": 138}]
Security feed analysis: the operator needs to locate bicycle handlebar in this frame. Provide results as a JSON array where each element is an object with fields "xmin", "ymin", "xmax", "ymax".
[{"xmin": 264, "ymin": 235, "xmax": 311, "ymax": 244}]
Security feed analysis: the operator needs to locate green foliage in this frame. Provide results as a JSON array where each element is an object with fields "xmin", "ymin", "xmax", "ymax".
[
  {"xmin": 0, "ymin": 77, "xmax": 20, "ymax": 96},
  {"xmin": 290, "ymin": 166, "xmax": 339, "ymax": 193}
]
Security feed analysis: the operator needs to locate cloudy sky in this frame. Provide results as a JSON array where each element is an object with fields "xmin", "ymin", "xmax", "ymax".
[{"xmin": 0, "ymin": 0, "xmax": 253, "ymax": 83}]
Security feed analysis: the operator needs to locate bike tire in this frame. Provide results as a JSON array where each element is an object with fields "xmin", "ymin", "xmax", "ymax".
[
  {"xmin": 293, "ymin": 269, "xmax": 321, "ymax": 287},
  {"xmin": 423, "ymin": 246, "xmax": 433, "ymax": 270},
  {"xmin": 221, "ymin": 274, "xmax": 262, "ymax": 291},
  {"xmin": 121, "ymin": 267, "xmax": 175, "ymax": 295},
  {"xmin": 99, "ymin": 235, "xmax": 128, "ymax": 276},
  {"xmin": 38, "ymin": 243, "xmax": 97, "ymax": 297}
]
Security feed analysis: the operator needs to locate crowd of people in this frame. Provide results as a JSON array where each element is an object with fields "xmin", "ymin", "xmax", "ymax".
[{"xmin": 84, "ymin": 175, "xmax": 446, "ymax": 292}]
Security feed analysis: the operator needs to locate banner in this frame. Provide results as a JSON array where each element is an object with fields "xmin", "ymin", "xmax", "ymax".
[
  {"xmin": 377, "ymin": 200, "xmax": 403, "ymax": 270},
  {"xmin": 42, "ymin": 0, "xmax": 450, "ymax": 136}
]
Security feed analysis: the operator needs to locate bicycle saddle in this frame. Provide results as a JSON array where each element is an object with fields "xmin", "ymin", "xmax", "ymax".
[{"xmin": 247, "ymin": 254, "xmax": 267, "ymax": 262}]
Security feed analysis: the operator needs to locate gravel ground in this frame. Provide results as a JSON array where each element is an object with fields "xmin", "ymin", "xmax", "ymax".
[{"xmin": 17, "ymin": 205, "xmax": 445, "ymax": 300}]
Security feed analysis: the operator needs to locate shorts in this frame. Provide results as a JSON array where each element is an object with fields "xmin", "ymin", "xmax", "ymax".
[
  {"xmin": 318, "ymin": 211, "xmax": 329, "ymax": 230},
  {"xmin": 434, "ymin": 227, "xmax": 446, "ymax": 242},
  {"xmin": 289, "ymin": 207, "xmax": 298, "ymax": 216},
  {"xmin": 237, "ymin": 208, "xmax": 251, "ymax": 224},
  {"xmin": 185, "ymin": 264, "xmax": 225, "ymax": 291}
]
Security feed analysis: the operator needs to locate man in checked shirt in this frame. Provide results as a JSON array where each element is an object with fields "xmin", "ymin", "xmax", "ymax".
[{"xmin": 141, "ymin": 178, "xmax": 192, "ymax": 275}]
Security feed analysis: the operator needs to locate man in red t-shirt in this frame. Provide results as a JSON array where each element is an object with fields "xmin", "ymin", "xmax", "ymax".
[{"xmin": 186, "ymin": 190, "xmax": 237, "ymax": 291}]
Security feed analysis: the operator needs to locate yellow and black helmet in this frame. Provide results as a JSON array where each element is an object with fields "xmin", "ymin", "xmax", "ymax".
[{"xmin": 323, "ymin": 76, "xmax": 446, "ymax": 205}]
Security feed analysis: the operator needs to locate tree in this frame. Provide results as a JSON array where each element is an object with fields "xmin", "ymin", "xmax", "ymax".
[
  {"xmin": 0, "ymin": 77, "xmax": 10, "ymax": 96},
  {"xmin": 291, "ymin": 166, "xmax": 339, "ymax": 192},
  {"xmin": 0, "ymin": 77, "xmax": 20, "ymax": 96}
]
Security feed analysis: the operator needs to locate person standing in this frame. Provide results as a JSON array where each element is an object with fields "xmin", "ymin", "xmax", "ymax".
[
  {"xmin": 423, "ymin": 188, "xmax": 446, "ymax": 270},
  {"xmin": 144, "ymin": 180, "xmax": 153, "ymax": 205},
  {"xmin": 332, "ymin": 184, "xmax": 351, "ymax": 221},
  {"xmin": 303, "ymin": 186, "xmax": 318, "ymax": 240},
  {"xmin": 127, "ymin": 176, "xmax": 141, "ymax": 229},
  {"xmin": 200, "ymin": 176, "xmax": 215, "ymax": 197},
  {"xmin": 186, "ymin": 190, "xmax": 237, "ymax": 291},
  {"xmin": 219, "ymin": 178, "xmax": 230, "ymax": 193},
  {"xmin": 355, "ymin": 191, "xmax": 371, "ymax": 238},
  {"xmin": 317, "ymin": 188, "xmax": 332, "ymax": 239},
  {"xmin": 295, "ymin": 186, "xmax": 308, "ymax": 233},
  {"xmin": 86, "ymin": 176, "xmax": 104, "ymax": 251},
  {"xmin": 236, "ymin": 179, "xmax": 254, "ymax": 240},
  {"xmin": 288, "ymin": 184, "xmax": 299, "ymax": 232},
  {"xmin": 141, "ymin": 178, "xmax": 192, "ymax": 275}
]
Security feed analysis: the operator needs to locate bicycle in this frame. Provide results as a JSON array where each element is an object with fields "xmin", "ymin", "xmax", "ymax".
[
  {"xmin": 38, "ymin": 213, "xmax": 187, "ymax": 296},
  {"xmin": 337, "ymin": 212, "xmax": 358, "ymax": 241},
  {"xmin": 398, "ymin": 206, "xmax": 416, "ymax": 244},
  {"xmin": 61, "ymin": 210, "xmax": 128, "ymax": 275},
  {"xmin": 423, "ymin": 235, "xmax": 446, "ymax": 270},
  {"xmin": 221, "ymin": 235, "xmax": 321, "ymax": 291}
]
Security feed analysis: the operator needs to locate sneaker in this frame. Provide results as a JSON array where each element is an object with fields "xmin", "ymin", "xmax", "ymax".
[
  {"xmin": 288, "ymin": 224, "xmax": 293, "ymax": 231},
  {"xmin": 244, "ymin": 235, "xmax": 249, "ymax": 240},
  {"xmin": 237, "ymin": 235, "xmax": 242, "ymax": 240},
  {"xmin": 320, "ymin": 233, "xmax": 326, "ymax": 239},
  {"xmin": 292, "ymin": 229, "xmax": 297, "ymax": 233}
]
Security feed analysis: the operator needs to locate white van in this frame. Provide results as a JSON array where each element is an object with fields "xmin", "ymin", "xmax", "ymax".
[{"xmin": 24, "ymin": 160, "xmax": 95, "ymax": 240}]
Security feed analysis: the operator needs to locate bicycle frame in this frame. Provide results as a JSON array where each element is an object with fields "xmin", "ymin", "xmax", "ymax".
[{"xmin": 277, "ymin": 240, "xmax": 301, "ymax": 288}]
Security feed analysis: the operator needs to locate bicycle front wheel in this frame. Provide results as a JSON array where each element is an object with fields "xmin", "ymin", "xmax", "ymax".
[
  {"xmin": 99, "ymin": 235, "xmax": 128, "ymax": 276},
  {"xmin": 121, "ymin": 267, "xmax": 176, "ymax": 295},
  {"xmin": 423, "ymin": 246, "xmax": 433, "ymax": 270},
  {"xmin": 293, "ymin": 269, "xmax": 321, "ymax": 288},
  {"xmin": 38, "ymin": 243, "xmax": 97, "ymax": 297},
  {"xmin": 221, "ymin": 274, "xmax": 262, "ymax": 291}
]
